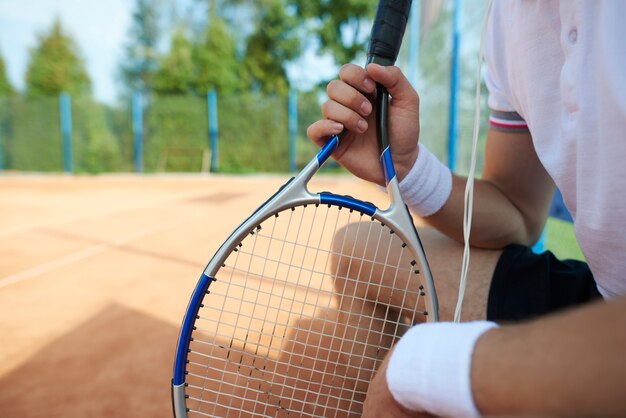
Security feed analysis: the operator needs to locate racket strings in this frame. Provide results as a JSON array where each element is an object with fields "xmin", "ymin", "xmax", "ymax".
[
  {"xmin": 212, "ymin": 261, "xmax": 419, "ymax": 304},
  {"xmin": 326, "ymin": 217, "xmax": 399, "ymax": 414},
  {"xmin": 263, "ymin": 203, "xmax": 341, "ymax": 416},
  {"xmin": 310, "ymin": 217, "xmax": 384, "ymax": 414},
  {"xmin": 187, "ymin": 343, "xmax": 377, "ymax": 388},
  {"xmin": 185, "ymin": 204, "xmax": 428, "ymax": 417},
  {"xmin": 192, "ymin": 204, "xmax": 318, "ymax": 417},
  {"xmin": 337, "ymin": 223, "xmax": 427, "ymax": 413},
  {"xmin": 193, "ymin": 305, "xmax": 415, "ymax": 359},
  {"xmin": 203, "ymin": 214, "xmax": 264, "ymax": 413}
]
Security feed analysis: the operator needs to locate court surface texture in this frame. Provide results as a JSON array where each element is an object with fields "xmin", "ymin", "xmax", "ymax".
[{"xmin": 0, "ymin": 174, "xmax": 387, "ymax": 418}]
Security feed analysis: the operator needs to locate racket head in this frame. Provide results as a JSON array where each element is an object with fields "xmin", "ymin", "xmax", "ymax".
[
  {"xmin": 173, "ymin": 2, "xmax": 431, "ymax": 414},
  {"xmin": 172, "ymin": 169, "xmax": 437, "ymax": 417}
]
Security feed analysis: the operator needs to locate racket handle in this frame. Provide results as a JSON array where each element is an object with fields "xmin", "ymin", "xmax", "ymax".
[{"xmin": 367, "ymin": 0, "xmax": 412, "ymax": 66}]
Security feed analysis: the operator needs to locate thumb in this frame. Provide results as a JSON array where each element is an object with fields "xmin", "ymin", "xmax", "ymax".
[{"xmin": 365, "ymin": 63, "xmax": 418, "ymax": 106}]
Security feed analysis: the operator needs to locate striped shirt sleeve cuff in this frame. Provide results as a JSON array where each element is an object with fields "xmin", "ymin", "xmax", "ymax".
[{"xmin": 489, "ymin": 110, "xmax": 529, "ymax": 133}]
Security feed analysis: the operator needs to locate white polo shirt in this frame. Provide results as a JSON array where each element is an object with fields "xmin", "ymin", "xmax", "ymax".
[
  {"xmin": 485, "ymin": 0, "xmax": 626, "ymax": 299},
  {"xmin": 388, "ymin": 2, "xmax": 626, "ymax": 415}
]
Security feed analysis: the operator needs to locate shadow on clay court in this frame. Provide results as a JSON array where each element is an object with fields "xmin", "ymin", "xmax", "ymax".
[{"xmin": 0, "ymin": 303, "xmax": 177, "ymax": 418}]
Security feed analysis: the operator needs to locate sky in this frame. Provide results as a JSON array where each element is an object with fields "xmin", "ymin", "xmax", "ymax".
[
  {"xmin": 0, "ymin": 0, "xmax": 338, "ymax": 105},
  {"xmin": 0, "ymin": 0, "xmax": 133, "ymax": 104},
  {"xmin": 0, "ymin": 0, "xmax": 484, "ymax": 106}
]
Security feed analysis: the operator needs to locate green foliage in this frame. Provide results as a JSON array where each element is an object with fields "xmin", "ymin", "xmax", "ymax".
[
  {"xmin": 5, "ymin": 96, "xmax": 63, "ymax": 171},
  {"xmin": 219, "ymin": 92, "xmax": 290, "ymax": 172},
  {"xmin": 545, "ymin": 218, "xmax": 585, "ymax": 261},
  {"xmin": 406, "ymin": 3, "xmax": 491, "ymax": 176},
  {"xmin": 25, "ymin": 19, "xmax": 91, "ymax": 98},
  {"xmin": 412, "ymin": 6, "xmax": 452, "ymax": 164},
  {"xmin": 120, "ymin": 0, "xmax": 161, "ymax": 95},
  {"xmin": 16, "ymin": 19, "xmax": 125, "ymax": 173},
  {"xmin": 295, "ymin": 90, "xmax": 324, "ymax": 166},
  {"xmin": 194, "ymin": 19, "xmax": 244, "ymax": 95},
  {"xmin": 1, "ymin": 0, "xmax": 500, "ymax": 178},
  {"xmin": 0, "ymin": 51, "xmax": 14, "ymax": 96},
  {"xmin": 0, "ymin": 97, "xmax": 11, "ymax": 169},
  {"xmin": 103, "ymin": 102, "xmax": 135, "ymax": 171},
  {"xmin": 144, "ymin": 95, "xmax": 207, "ymax": 172},
  {"xmin": 291, "ymin": 0, "xmax": 376, "ymax": 64},
  {"xmin": 2, "ymin": 95, "xmax": 125, "ymax": 173},
  {"xmin": 138, "ymin": 90, "xmax": 322, "ymax": 174},
  {"xmin": 154, "ymin": 30, "xmax": 195, "ymax": 95},
  {"xmin": 72, "ymin": 98, "xmax": 124, "ymax": 173},
  {"xmin": 243, "ymin": 0, "xmax": 301, "ymax": 94}
]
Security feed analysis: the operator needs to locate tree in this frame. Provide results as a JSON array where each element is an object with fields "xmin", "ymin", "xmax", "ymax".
[
  {"xmin": 290, "ymin": 0, "xmax": 377, "ymax": 65},
  {"xmin": 154, "ymin": 29, "xmax": 195, "ymax": 95},
  {"xmin": 195, "ymin": 0, "xmax": 301, "ymax": 94},
  {"xmin": 25, "ymin": 19, "xmax": 91, "ymax": 97},
  {"xmin": 243, "ymin": 0, "xmax": 301, "ymax": 94},
  {"xmin": 119, "ymin": 0, "xmax": 162, "ymax": 95},
  {"xmin": 194, "ymin": 18, "xmax": 244, "ymax": 95},
  {"xmin": 0, "ymin": 50, "xmax": 14, "ymax": 96}
]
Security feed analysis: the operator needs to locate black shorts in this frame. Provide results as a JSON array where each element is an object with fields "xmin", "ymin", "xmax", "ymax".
[{"xmin": 486, "ymin": 244, "xmax": 602, "ymax": 322}]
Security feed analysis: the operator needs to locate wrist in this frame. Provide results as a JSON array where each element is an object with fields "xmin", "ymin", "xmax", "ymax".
[
  {"xmin": 399, "ymin": 143, "xmax": 452, "ymax": 217},
  {"xmin": 395, "ymin": 146, "xmax": 420, "ymax": 183},
  {"xmin": 386, "ymin": 321, "xmax": 498, "ymax": 418}
]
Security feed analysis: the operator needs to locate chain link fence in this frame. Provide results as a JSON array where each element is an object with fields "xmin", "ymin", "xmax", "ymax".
[{"xmin": 0, "ymin": 92, "xmax": 325, "ymax": 174}]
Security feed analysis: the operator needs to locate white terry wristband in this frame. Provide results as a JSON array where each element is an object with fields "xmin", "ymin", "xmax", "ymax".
[
  {"xmin": 386, "ymin": 321, "xmax": 498, "ymax": 418},
  {"xmin": 399, "ymin": 143, "xmax": 452, "ymax": 217}
]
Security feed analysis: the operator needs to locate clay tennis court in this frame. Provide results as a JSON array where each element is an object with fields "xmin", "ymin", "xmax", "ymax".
[{"xmin": 0, "ymin": 173, "xmax": 386, "ymax": 417}]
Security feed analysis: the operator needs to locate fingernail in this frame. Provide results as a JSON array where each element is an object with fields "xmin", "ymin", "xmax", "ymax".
[
  {"xmin": 360, "ymin": 101, "xmax": 372, "ymax": 115},
  {"xmin": 331, "ymin": 122, "xmax": 344, "ymax": 132},
  {"xmin": 357, "ymin": 119, "xmax": 368, "ymax": 132},
  {"xmin": 363, "ymin": 78, "xmax": 375, "ymax": 91}
]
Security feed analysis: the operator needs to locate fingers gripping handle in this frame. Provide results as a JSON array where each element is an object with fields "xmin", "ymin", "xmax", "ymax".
[
  {"xmin": 367, "ymin": 0, "xmax": 412, "ymax": 66},
  {"xmin": 367, "ymin": 0, "xmax": 412, "ymax": 167}
]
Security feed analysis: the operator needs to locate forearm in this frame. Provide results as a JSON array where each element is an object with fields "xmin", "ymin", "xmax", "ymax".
[
  {"xmin": 423, "ymin": 174, "xmax": 543, "ymax": 248},
  {"xmin": 472, "ymin": 295, "xmax": 626, "ymax": 417},
  {"xmin": 405, "ymin": 129, "xmax": 554, "ymax": 249}
]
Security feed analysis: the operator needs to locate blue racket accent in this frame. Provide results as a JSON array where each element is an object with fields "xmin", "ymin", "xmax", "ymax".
[
  {"xmin": 320, "ymin": 193, "xmax": 377, "ymax": 216},
  {"xmin": 173, "ymin": 273, "xmax": 213, "ymax": 386},
  {"xmin": 316, "ymin": 135, "xmax": 339, "ymax": 165},
  {"xmin": 381, "ymin": 146, "xmax": 396, "ymax": 184}
]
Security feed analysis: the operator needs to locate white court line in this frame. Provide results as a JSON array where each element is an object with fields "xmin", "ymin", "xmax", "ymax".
[
  {"xmin": 0, "ymin": 189, "xmax": 211, "ymax": 240},
  {"xmin": 0, "ymin": 218, "xmax": 192, "ymax": 290}
]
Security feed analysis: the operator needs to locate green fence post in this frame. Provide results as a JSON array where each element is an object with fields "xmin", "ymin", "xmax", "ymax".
[
  {"xmin": 59, "ymin": 92, "xmax": 73, "ymax": 174},
  {"xmin": 208, "ymin": 90, "xmax": 219, "ymax": 172}
]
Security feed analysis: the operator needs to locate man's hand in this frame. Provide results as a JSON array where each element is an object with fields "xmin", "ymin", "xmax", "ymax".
[
  {"xmin": 307, "ymin": 63, "xmax": 421, "ymax": 187},
  {"xmin": 362, "ymin": 352, "xmax": 434, "ymax": 418}
]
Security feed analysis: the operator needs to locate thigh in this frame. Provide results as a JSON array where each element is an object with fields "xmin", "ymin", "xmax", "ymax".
[{"xmin": 332, "ymin": 223, "xmax": 503, "ymax": 322}]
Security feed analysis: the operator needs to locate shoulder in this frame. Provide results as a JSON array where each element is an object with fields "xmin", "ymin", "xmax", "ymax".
[{"xmin": 485, "ymin": 1, "xmax": 562, "ymax": 120}]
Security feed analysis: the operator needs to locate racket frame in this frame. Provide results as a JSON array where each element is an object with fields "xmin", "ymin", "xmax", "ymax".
[
  {"xmin": 173, "ymin": 1, "xmax": 440, "ymax": 414},
  {"xmin": 172, "ymin": 135, "xmax": 438, "ymax": 417}
]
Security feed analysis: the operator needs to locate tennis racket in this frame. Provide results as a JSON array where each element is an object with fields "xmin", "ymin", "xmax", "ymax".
[{"xmin": 172, "ymin": 1, "xmax": 438, "ymax": 416}]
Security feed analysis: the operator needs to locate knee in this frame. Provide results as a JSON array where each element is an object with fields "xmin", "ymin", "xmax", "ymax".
[
  {"xmin": 330, "ymin": 222, "xmax": 377, "ymax": 300},
  {"xmin": 330, "ymin": 224, "xmax": 365, "ymax": 296},
  {"xmin": 330, "ymin": 224, "xmax": 355, "ymax": 296}
]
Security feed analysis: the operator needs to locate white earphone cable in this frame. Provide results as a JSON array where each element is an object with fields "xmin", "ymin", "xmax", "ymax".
[{"xmin": 453, "ymin": 0, "xmax": 493, "ymax": 323}]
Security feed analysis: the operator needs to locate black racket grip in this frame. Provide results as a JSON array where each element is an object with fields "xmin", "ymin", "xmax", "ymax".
[{"xmin": 367, "ymin": 0, "xmax": 412, "ymax": 66}]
